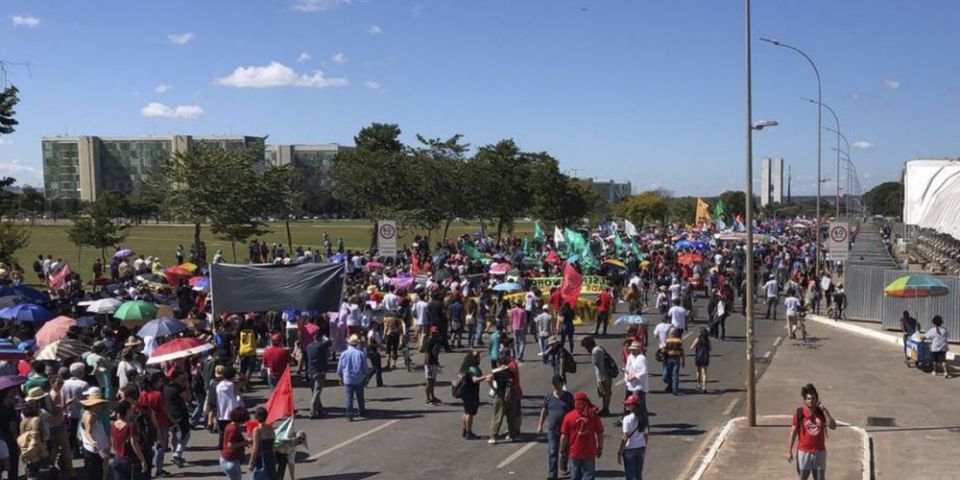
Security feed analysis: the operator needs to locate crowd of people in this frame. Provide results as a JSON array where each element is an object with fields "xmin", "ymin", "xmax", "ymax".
[{"xmin": 0, "ymin": 216, "xmax": 872, "ymax": 480}]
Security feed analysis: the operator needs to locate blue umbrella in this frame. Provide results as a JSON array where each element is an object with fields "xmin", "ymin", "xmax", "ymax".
[
  {"xmin": 674, "ymin": 240, "xmax": 695, "ymax": 249},
  {"xmin": 492, "ymin": 282, "xmax": 522, "ymax": 292},
  {"xmin": 613, "ymin": 315, "xmax": 648, "ymax": 327},
  {"xmin": 328, "ymin": 253, "xmax": 347, "ymax": 264},
  {"xmin": 0, "ymin": 303, "xmax": 54, "ymax": 323},
  {"xmin": 0, "ymin": 286, "xmax": 49, "ymax": 304},
  {"xmin": 136, "ymin": 317, "xmax": 186, "ymax": 338},
  {"xmin": 75, "ymin": 315, "xmax": 97, "ymax": 327}
]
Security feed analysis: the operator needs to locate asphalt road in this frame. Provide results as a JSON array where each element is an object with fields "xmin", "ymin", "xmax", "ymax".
[{"xmin": 161, "ymin": 297, "xmax": 791, "ymax": 480}]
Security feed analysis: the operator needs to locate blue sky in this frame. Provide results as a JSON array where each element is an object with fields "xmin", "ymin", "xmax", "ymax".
[{"xmin": 1, "ymin": 0, "xmax": 959, "ymax": 196}]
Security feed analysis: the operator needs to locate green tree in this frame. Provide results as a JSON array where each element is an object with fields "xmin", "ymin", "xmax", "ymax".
[
  {"xmin": 354, "ymin": 123, "xmax": 404, "ymax": 153},
  {"xmin": 0, "ymin": 85, "xmax": 18, "ymax": 136},
  {"xmin": 18, "ymin": 186, "xmax": 46, "ymax": 224},
  {"xmin": 862, "ymin": 181, "xmax": 902, "ymax": 218},
  {"xmin": 617, "ymin": 190, "xmax": 669, "ymax": 229},
  {"xmin": 0, "ymin": 221, "xmax": 29, "ymax": 264},
  {"xmin": 666, "ymin": 197, "xmax": 698, "ymax": 225},
  {"xmin": 717, "ymin": 190, "xmax": 747, "ymax": 217},
  {"xmin": 48, "ymin": 198, "xmax": 83, "ymax": 222},
  {"xmin": 412, "ymin": 134, "xmax": 471, "ymax": 240},
  {"xmin": 67, "ymin": 199, "xmax": 130, "ymax": 265},
  {"xmin": 467, "ymin": 139, "xmax": 531, "ymax": 243},
  {"xmin": 261, "ymin": 164, "xmax": 304, "ymax": 254}
]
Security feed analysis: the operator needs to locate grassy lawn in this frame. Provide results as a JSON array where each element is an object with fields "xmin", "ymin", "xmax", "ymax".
[{"xmin": 16, "ymin": 220, "xmax": 533, "ymax": 273}]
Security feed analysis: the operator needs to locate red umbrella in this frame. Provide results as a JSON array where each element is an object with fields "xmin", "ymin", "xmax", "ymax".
[
  {"xmin": 166, "ymin": 266, "xmax": 192, "ymax": 277},
  {"xmin": 489, "ymin": 263, "xmax": 511, "ymax": 274},
  {"xmin": 677, "ymin": 253, "xmax": 704, "ymax": 266},
  {"xmin": 35, "ymin": 316, "xmax": 76, "ymax": 347},
  {"xmin": 147, "ymin": 337, "xmax": 214, "ymax": 365}
]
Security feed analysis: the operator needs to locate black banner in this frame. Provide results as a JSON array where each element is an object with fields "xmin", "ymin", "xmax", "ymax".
[{"xmin": 210, "ymin": 262, "xmax": 345, "ymax": 319}]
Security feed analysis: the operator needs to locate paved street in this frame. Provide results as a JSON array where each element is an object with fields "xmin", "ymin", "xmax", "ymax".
[{"xmin": 164, "ymin": 298, "xmax": 790, "ymax": 480}]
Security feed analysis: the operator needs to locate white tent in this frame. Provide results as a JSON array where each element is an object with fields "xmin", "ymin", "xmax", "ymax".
[{"xmin": 903, "ymin": 159, "xmax": 960, "ymax": 240}]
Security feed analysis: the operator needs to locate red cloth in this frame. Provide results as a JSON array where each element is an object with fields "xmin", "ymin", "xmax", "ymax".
[
  {"xmin": 48, "ymin": 264, "xmax": 72, "ymax": 291},
  {"xmin": 262, "ymin": 346, "xmax": 291, "ymax": 375},
  {"xmin": 138, "ymin": 390, "xmax": 169, "ymax": 429},
  {"xmin": 793, "ymin": 406, "xmax": 827, "ymax": 452},
  {"xmin": 549, "ymin": 289, "xmax": 564, "ymax": 311},
  {"xmin": 596, "ymin": 291, "xmax": 612, "ymax": 313},
  {"xmin": 221, "ymin": 422, "xmax": 245, "ymax": 461},
  {"xmin": 111, "ymin": 422, "xmax": 138, "ymax": 459},
  {"xmin": 411, "ymin": 254, "xmax": 420, "ymax": 276},
  {"xmin": 560, "ymin": 263, "xmax": 583, "ymax": 307},
  {"xmin": 265, "ymin": 366, "xmax": 294, "ymax": 424},
  {"xmin": 560, "ymin": 400, "xmax": 604, "ymax": 460},
  {"xmin": 17, "ymin": 360, "xmax": 30, "ymax": 377}
]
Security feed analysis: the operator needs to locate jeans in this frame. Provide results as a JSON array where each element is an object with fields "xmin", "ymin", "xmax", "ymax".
[
  {"xmin": 561, "ymin": 325, "xmax": 574, "ymax": 353},
  {"xmin": 664, "ymin": 357, "xmax": 680, "ymax": 394},
  {"xmin": 220, "ymin": 458, "xmax": 241, "ymax": 480},
  {"xmin": 716, "ymin": 314, "xmax": 727, "ymax": 339},
  {"xmin": 111, "ymin": 456, "xmax": 141, "ymax": 480},
  {"xmin": 595, "ymin": 311, "xmax": 609, "ymax": 335},
  {"xmin": 153, "ymin": 425, "xmax": 169, "ymax": 471},
  {"xmin": 569, "ymin": 458, "xmax": 596, "ymax": 480},
  {"xmin": 366, "ymin": 352, "xmax": 383, "ymax": 387},
  {"xmin": 344, "ymin": 383, "xmax": 366, "ymax": 417},
  {"xmin": 83, "ymin": 449, "xmax": 104, "ymax": 480},
  {"xmin": 765, "ymin": 297, "xmax": 778, "ymax": 319},
  {"xmin": 171, "ymin": 422, "xmax": 190, "ymax": 458},
  {"xmin": 311, "ymin": 374, "xmax": 325, "ymax": 416},
  {"xmin": 623, "ymin": 446, "xmax": 646, "ymax": 480},
  {"xmin": 513, "ymin": 330, "xmax": 526, "ymax": 361},
  {"xmin": 467, "ymin": 322, "xmax": 479, "ymax": 349},
  {"xmin": 539, "ymin": 336, "xmax": 550, "ymax": 364},
  {"xmin": 546, "ymin": 428, "xmax": 569, "ymax": 476}
]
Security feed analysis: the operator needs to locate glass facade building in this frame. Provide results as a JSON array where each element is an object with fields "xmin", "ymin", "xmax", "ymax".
[{"xmin": 265, "ymin": 144, "xmax": 351, "ymax": 190}]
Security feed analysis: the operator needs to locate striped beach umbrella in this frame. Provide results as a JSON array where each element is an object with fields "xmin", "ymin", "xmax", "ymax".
[{"xmin": 883, "ymin": 275, "xmax": 949, "ymax": 298}]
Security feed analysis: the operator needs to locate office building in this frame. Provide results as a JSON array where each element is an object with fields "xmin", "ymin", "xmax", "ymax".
[
  {"xmin": 760, "ymin": 157, "xmax": 784, "ymax": 207},
  {"xmin": 42, "ymin": 135, "xmax": 265, "ymax": 201},
  {"xmin": 265, "ymin": 143, "xmax": 352, "ymax": 190},
  {"xmin": 584, "ymin": 178, "xmax": 632, "ymax": 203}
]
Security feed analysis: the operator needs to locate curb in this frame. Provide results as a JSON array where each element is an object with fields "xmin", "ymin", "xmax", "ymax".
[
  {"xmin": 807, "ymin": 314, "xmax": 958, "ymax": 362},
  {"xmin": 688, "ymin": 415, "xmax": 873, "ymax": 480}
]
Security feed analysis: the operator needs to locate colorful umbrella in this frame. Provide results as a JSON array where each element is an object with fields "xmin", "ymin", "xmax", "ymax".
[
  {"xmin": 86, "ymin": 298, "xmax": 123, "ymax": 314},
  {"xmin": 365, "ymin": 261, "xmax": 385, "ymax": 271},
  {"xmin": 114, "ymin": 300, "xmax": 158, "ymax": 323},
  {"xmin": 0, "ymin": 375, "xmax": 27, "ymax": 390},
  {"xmin": 0, "ymin": 303, "xmax": 54, "ymax": 323},
  {"xmin": 35, "ymin": 316, "xmax": 76, "ymax": 347},
  {"xmin": 613, "ymin": 315, "xmax": 648, "ymax": 327},
  {"xmin": 883, "ymin": 275, "xmax": 949, "ymax": 298},
  {"xmin": 146, "ymin": 337, "xmax": 214, "ymax": 364},
  {"xmin": 136, "ymin": 273, "xmax": 167, "ymax": 284},
  {"xmin": 177, "ymin": 262, "xmax": 199, "ymax": 273},
  {"xmin": 489, "ymin": 263, "xmax": 511, "ymax": 275},
  {"xmin": 492, "ymin": 282, "xmax": 522, "ymax": 292},
  {"xmin": 166, "ymin": 265, "xmax": 192, "ymax": 277},
  {"xmin": 136, "ymin": 317, "xmax": 186, "ymax": 339},
  {"xmin": 603, "ymin": 259, "xmax": 627, "ymax": 269},
  {"xmin": 188, "ymin": 276, "xmax": 208, "ymax": 287},
  {"xmin": 677, "ymin": 253, "xmax": 704, "ymax": 266},
  {"xmin": 34, "ymin": 338, "xmax": 88, "ymax": 361},
  {"xmin": 113, "ymin": 249, "xmax": 135, "ymax": 259}
]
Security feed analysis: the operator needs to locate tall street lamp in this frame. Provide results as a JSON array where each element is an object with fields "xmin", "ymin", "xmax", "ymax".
[
  {"xmin": 761, "ymin": 37, "xmax": 822, "ymax": 279},
  {"xmin": 745, "ymin": 0, "xmax": 779, "ymax": 427},
  {"xmin": 805, "ymin": 98, "xmax": 842, "ymax": 219}
]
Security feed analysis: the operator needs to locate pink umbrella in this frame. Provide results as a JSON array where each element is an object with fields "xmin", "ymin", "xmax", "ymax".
[
  {"xmin": 146, "ymin": 337, "xmax": 214, "ymax": 365},
  {"xmin": 35, "ymin": 316, "xmax": 76, "ymax": 347},
  {"xmin": 489, "ymin": 262, "xmax": 511, "ymax": 275},
  {"xmin": 365, "ymin": 261, "xmax": 385, "ymax": 271}
]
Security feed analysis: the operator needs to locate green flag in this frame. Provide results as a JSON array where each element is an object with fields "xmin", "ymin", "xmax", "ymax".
[
  {"xmin": 533, "ymin": 222, "xmax": 546, "ymax": 243},
  {"xmin": 522, "ymin": 235, "xmax": 530, "ymax": 255},
  {"xmin": 460, "ymin": 240, "xmax": 485, "ymax": 261},
  {"xmin": 613, "ymin": 234, "xmax": 625, "ymax": 255},
  {"xmin": 712, "ymin": 200, "xmax": 727, "ymax": 221}
]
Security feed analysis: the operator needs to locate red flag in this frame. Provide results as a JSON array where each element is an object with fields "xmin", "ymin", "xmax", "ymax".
[
  {"xmin": 265, "ymin": 366, "xmax": 294, "ymax": 424},
  {"xmin": 48, "ymin": 264, "xmax": 71, "ymax": 292},
  {"xmin": 411, "ymin": 253, "xmax": 420, "ymax": 276},
  {"xmin": 560, "ymin": 262, "xmax": 583, "ymax": 307}
]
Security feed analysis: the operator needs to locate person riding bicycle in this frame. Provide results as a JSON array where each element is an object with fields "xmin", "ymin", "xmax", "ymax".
[{"xmin": 831, "ymin": 284, "xmax": 846, "ymax": 320}]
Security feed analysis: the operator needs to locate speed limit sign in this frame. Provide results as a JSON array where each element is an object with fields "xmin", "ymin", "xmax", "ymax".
[{"xmin": 828, "ymin": 222, "xmax": 849, "ymax": 261}]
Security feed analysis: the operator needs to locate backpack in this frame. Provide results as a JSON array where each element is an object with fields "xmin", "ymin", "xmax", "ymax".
[
  {"xmin": 17, "ymin": 417, "xmax": 48, "ymax": 465},
  {"xmin": 602, "ymin": 350, "xmax": 620, "ymax": 378},
  {"xmin": 451, "ymin": 373, "xmax": 465, "ymax": 399},
  {"xmin": 562, "ymin": 349, "xmax": 577, "ymax": 374}
]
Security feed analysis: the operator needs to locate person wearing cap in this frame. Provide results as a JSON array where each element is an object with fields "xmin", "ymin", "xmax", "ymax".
[
  {"xmin": 80, "ymin": 388, "xmax": 111, "ymax": 480},
  {"xmin": 422, "ymin": 326, "xmax": 442, "ymax": 406},
  {"xmin": 617, "ymin": 393, "xmax": 649, "ymax": 480},
  {"xmin": 623, "ymin": 340, "xmax": 648, "ymax": 419},
  {"xmin": 535, "ymin": 304, "xmax": 554, "ymax": 364},
  {"xmin": 537, "ymin": 375, "xmax": 574, "ymax": 480},
  {"xmin": 263, "ymin": 333, "xmax": 292, "ymax": 388},
  {"xmin": 336, "ymin": 334, "xmax": 369, "ymax": 421}
]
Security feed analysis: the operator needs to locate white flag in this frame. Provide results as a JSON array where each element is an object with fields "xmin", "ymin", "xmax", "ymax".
[
  {"xmin": 624, "ymin": 219, "xmax": 638, "ymax": 237},
  {"xmin": 554, "ymin": 227, "xmax": 564, "ymax": 246}
]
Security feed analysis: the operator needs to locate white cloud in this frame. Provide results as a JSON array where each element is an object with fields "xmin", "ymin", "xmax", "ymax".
[
  {"xmin": 0, "ymin": 161, "xmax": 42, "ymax": 185},
  {"xmin": 154, "ymin": 84, "xmax": 172, "ymax": 94},
  {"xmin": 292, "ymin": 0, "xmax": 351, "ymax": 12},
  {"xmin": 884, "ymin": 79, "xmax": 901, "ymax": 90},
  {"xmin": 167, "ymin": 33, "xmax": 195, "ymax": 45},
  {"xmin": 297, "ymin": 52, "xmax": 312, "ymax": 63},
  {"xmin": 216, "ymin": 61, "xmax": 348, "ymax": 88},
  {"xmin": 852, "ymin": 140, "xmax": 874, "ymax": 150},
  {"xmin": 11, "ymin": 16, "xmax": 40, "ymax": 28},
  {"xmin": 368, "ymin": 25, "xmax": 382, "ymax": 34},
  {"xmin": 364, "ymin": 80, "xmax": 381, "ymax": 90},
  {"xmin": 140, "ymin": 102, "xmax": 204, "ymax": 119},
  {"xmin": 332, "ymin": 52, "xmax": 346, "ymax": 64},
  {"xmin": 0, "ymin": 138, "xmax": 9, "ymax": 146}
]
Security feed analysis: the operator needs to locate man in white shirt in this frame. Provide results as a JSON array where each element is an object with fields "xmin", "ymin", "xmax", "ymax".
[
  {"xmin": 784, "ymin": 289, "xmax": 804, "ymax": 340},
  {"xmin": 668, "ymin": 281, "xmax": 682, "ymax": 302},
  {"xmin": 624, "ymin": 341, "xmax": 648, "ymax": 399},
  {"xmin": 534, "ymin": 305, "xmax": 553, "ymax": 364},
  {"xmin": 413, "ymin": 294, "xmax": 430, "ymax": 343},
  {"xmin": 763, "ymin": 275, "xmax": 780, "ymax": 320},
  {"xmin": 382, "ymin": 288, "xmax": 399, "ymax": 313},
  {"xmin": 653, "ymin": 317, "xmax": 673, "ymax": 347},
  {"xmin": 667, "ymin": 299, "xmax": 687, "ymax": 335}
]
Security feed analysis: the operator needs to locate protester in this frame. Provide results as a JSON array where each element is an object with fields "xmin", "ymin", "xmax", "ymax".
[
  {"xmin": 788, "ymin": 383, "xmax": 837, "ymax": 480},
  {"xmin": 219, "ymin": 407, "xmax": 249, "ymax": 480},
  {"xmin": 337, "ymin": 334, "xmax": 369, "ymax": 421},
  {"xmin": 537, "ymin": 374, "xmax": 574, "ymax": 480},
  {"xmin": 535, "ymin": 305, "xmax": 554, "ymax": 363},
  {"xmin": 925, "ymin": 315, "xmax": 952, "ymax": 379},
  {"xmin": 488, "ymin": 357, "xmax": 519, "ymax": 444},
  {"xmin": 560, "ymin": 392, "xmax": 604, "ymax": 480},
  {"xmin": 248, "ymin": 407, "xmax": 277, "ymax": 480},
  {"xmin": 306, "ymin": 333, "xmax": 331, "ymax": 418},
  {"xmin": 691, "ymin": 328, "xmax": 711, "ymax": 393},
  {"xmin": 662, "ymin": 329, "xmax": 685, "ymax": 395},
  {"xmin": 581, "ymin": 336, "xmax": 612, "ymax": 416},
  {"xmin": 110, "ymin": 401, "xmax": 149, "ymax": 480},
  {"xmin": 900, "ymin": 310, "xmax": 919, "ymax": 362},
  {"xmin": 623, "ymin": 340, "xmax": 648, "ymax": 416},
  {"xmin": 80, "ymin": 388, "xmax": 111, "ymax": 480},
  {"xmin": 458, "ymin": 350, "xmax": 484, "ymax": 440},
  {"xmin": 423, "ymin": 326, "xmax": 442, "ymax": 405},
  {"xmin": 618, "ymin": 393, "xmax": 649, "ymax": 480}
]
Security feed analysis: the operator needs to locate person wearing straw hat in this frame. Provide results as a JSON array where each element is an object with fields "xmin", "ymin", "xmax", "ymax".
[
  {"xmin": 336, "ymin": 334, "xmax": 368, "ymax": 421},
  {"xmin": 80, "ymin": 388, "xmax": 111, "ymax": 480}
]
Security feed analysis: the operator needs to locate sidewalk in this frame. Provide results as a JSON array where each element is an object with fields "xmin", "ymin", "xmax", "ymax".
[
  {"xmin": 807, "ymin": 313, "xmax": 958, "ymax": 362},
  {"xmin": 693, "ymin": 315, "xmax": 960, "ymax": 479}
]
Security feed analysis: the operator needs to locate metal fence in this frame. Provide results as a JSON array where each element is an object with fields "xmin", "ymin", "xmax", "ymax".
[
  {"xmin": 845, "ymin": 264, "xmax": 960, "ymax": 334},
  {"xmin": 845, "ymin": 265, "xmax": 892, "ymax": 323}
]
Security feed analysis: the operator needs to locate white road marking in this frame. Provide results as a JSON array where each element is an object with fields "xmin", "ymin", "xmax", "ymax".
[
  {"xmin": 773, "ymin": 336, "xmax": 783, "ymax": 347},
  {"xmin": 307, "ymin": 419, "xmax": 399, "ymax": 460},
  {"xmin": 763, "ymin": 351, "xmax": 772, "ymax": 360},
  {"xmin": 722, "ymin": 398, "xmax": 739, "ymax": 416},
  {"xmin": 497, "ymin": 441, "xmax": 539, "ymax": 469}
]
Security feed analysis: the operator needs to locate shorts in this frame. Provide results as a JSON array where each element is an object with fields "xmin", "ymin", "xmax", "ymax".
[
  {"xmin": 931, "ymin": 351, "xmax": 947, "ymax": 363},
  {"xmin": 424, "ymin": 364, "xmax": 439, "ymax": 380},
  {"xmin": 239, "ymin": 355, "xmax": 257, "ymax": 373},
  {"xmin": 796, "ymin": 450, "xmax": 826, "ymax": 477},
  {"xmin": 597, "ymin": 378, "xmax": 612, "ymax": 397}
]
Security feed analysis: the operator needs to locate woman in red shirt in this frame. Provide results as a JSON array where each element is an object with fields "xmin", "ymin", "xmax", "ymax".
[
  {"xmin": 110, "ymin": 401, "xmax": 148, "ymax": 480},
  {"xmin": 220, "ymin": 407, "xmax": 250, "ymax": 480}
]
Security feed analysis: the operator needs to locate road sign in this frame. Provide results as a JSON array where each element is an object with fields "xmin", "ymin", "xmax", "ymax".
[
  {"xmin": 828, "ymin": 222, "xmax": 849, "ymax": 262},
  {"xmin": 377, "ymin": 220, "xmax": 397, "ymax": 258}
]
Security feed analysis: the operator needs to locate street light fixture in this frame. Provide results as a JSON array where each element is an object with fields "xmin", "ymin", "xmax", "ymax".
[
  {"xmin": 761, "ymin": 36, "xmax": 823, "ymax": 279},
  {"xmin": 804, "ymin": 98, "xmax": 842, "ymax": 220},
  {"xmin": 752, "ymin": 120, "xmax": 779, "ymax": 130}
]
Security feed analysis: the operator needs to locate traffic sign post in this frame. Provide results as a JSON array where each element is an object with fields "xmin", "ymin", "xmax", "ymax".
[
  {"xmin": 377, "ymin": 220, "xmax": 397, "ymax": 258},
  {"xmin": 828, "ymin": 222, "xmax": 849, "ymax": 262}
]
